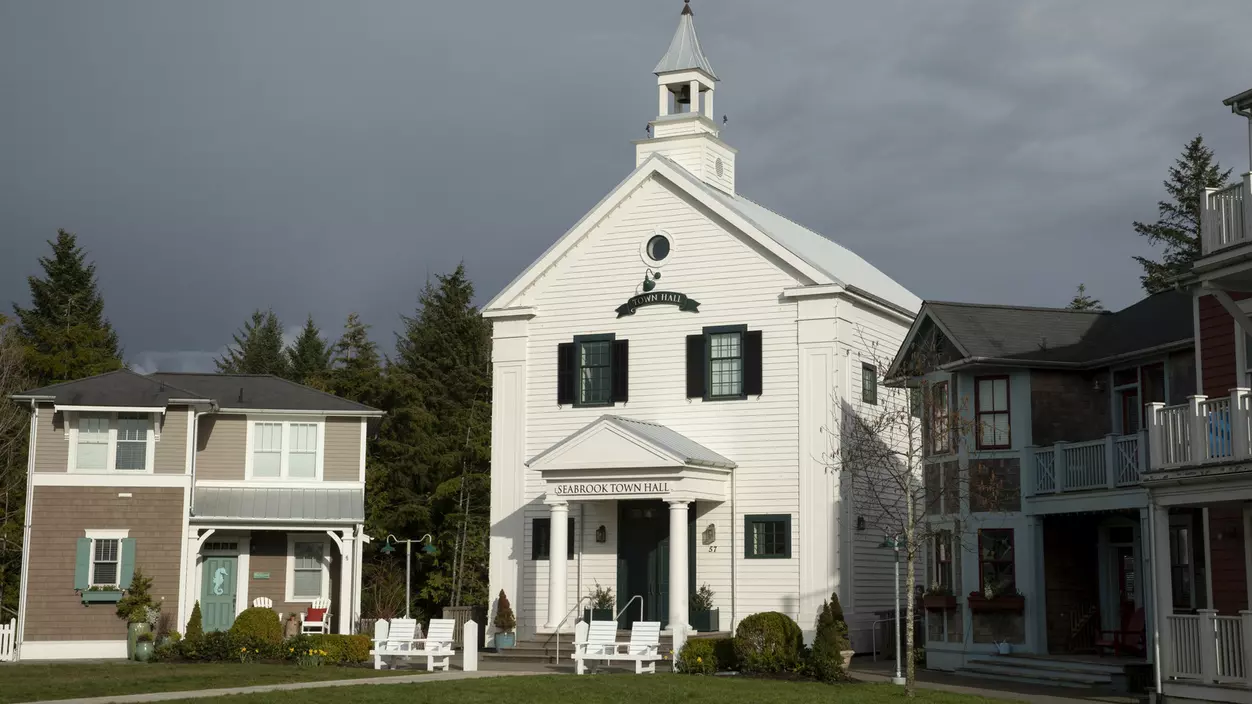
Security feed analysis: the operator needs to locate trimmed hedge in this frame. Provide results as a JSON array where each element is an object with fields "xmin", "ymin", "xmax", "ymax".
[
  {"xmin": 733, "ymin": 612, "xmax": 803, "ymax": 673},
  {"xmin": 676, "ymin": 638, "xmax": 717, "ymax": 675},
  {"xmin": 168, "ymin": 630, "xmax": 369, "ymax": 664},
  {"xmin": 287, "ymin": 634, "xmax": 371, "ymax": 664}
]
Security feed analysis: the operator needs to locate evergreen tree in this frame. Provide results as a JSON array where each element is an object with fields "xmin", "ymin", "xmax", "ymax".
[
  {"xmin": 1066, "ymin": 283, "xmax": 1102, "ymax": 311},
  {"xmin": 12, "ymin": 230, "xmax": 123, "ymax": 385},
  {"xmin": 285, "ymin": 315, "xmax": 331, "ymax": 386},
  {"xmin": 326, "ymin": 313, "xmax": 383, "ymax": 404},
  {"xmin": 215, "ymin": 309, "xmax": 290, "ymax": 377},
  {"xmin": 1134, "ymin": 135, "xmax": 1232, "ymax": 293}
]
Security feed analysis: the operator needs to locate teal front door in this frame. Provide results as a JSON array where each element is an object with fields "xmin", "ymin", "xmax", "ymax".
[{"xmin": 201, "ymin": 555, "xmax": 238, "ymax": 632}]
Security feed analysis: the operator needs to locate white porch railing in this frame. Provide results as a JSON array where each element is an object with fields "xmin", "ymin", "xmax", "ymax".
[
  {"xmin": 1165, "ymin": 610, "xmax": 1252, "ymax": 686},
  {"xmin": 1148, "ymin": 390, "xmax": 1252, "ymax": 471},
  {"xmin": 1027, "ymin": 431, "xmax": 1146, "ymax": 495},
  {"xmin": 1201, "ymin": 174, "xmax": 1252, "ymax": 255}
]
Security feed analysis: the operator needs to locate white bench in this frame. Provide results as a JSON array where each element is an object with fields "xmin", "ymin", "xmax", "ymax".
[
  {"xmin": 370, "ymin": 618, "xmax": 455, "ymax": 671},
  {"xmin": 571, "ymin": 620, "xmax": 661, "ymax": 675}
]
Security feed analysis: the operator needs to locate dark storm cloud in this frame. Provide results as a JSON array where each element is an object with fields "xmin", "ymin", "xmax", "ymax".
[{"xmin": 2, "ymin": 0, "xmax": 1250, "ymax": 371}]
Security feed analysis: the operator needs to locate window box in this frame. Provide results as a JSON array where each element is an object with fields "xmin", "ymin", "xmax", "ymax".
[
  {"xmin": 80, "ymin": 589, "xmax": 123, "ymax": 605},
  {"xmin": 966, "ymin": 593, "xmax": 1025, "ymax": 613},
  {"xmin": 922, "ymin": 594, "xmax": 957, "ymax": 611}
]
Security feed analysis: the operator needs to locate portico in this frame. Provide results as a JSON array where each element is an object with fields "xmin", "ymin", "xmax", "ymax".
[{"xmin": 527, "ymin": 415, "xmax": 733, "ymax": 632}]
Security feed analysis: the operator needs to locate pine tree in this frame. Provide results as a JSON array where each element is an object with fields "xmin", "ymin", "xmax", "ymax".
[
  {"xmin": 326, "ymin": 313, "xmax": 383, "ymax": 403},
  {"xmin": 1066, "ymin": 283, "xmax": 1102, "ymax": 311},
  {"xmin": 215, "ymin": 309, "xmax": 290, "ymax": 378},
  {"xmin": 1134, "ymin": 135, "xmax": 1232, "ymax": 293},
  {"xmin": 285, "ymin": 315, "xmax": 331, "ymax": 386},
  {"xmin": 12, "ymin": 230, "xmax": 123, "ymax": 385}
]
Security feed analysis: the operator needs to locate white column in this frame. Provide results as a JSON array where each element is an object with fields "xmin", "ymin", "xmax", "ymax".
[
  {"xmin": 337, "ymin": 528, "xmax": 355, "ymax": 635},
  {"xmin": 689, "ymin": 80, "xmax": 700, "ymax": 114},
  {"xmin": 1151, "ymin": 502, "xmax": 1174, "ymax": 681},
  {"xmin": 668, "ymin": 500, "xmax": 690, "ymax": 631},
  {"xmin": 546, "ymin": 502, "xmax": 569, "ymax": 629},
  {"xmin": 1234, "ymin": 388, "xmax": 1251, "ymax": 460},
  {"xmin": 1189, "ymin": 395, "xmax": 1208, "ymax": 464},
  {"xmin": 703, "ymin": 88, "xmax": 714, "ymax": 120},
  {"xmin": 658, "ymin": 84, "xmax": 668, "ymax": 116}
]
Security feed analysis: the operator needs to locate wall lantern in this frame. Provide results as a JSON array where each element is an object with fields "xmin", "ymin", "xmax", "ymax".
[
  {"xmin": 856, "ymin": 516, "xmax": 866, "ymax": 531},
  {"xmin": 702, "ymin": 523, "xmax": 716, "ymax": 545},
  {"xmin": 595, "ymin": 525, "xmax": 607, "ymax": 544}
]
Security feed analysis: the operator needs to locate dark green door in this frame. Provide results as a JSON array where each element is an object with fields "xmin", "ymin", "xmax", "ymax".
[
  {"xmin": 618, "ymin": 500, "xmax": 687, "ymax": 627},
  {"xmin": 201, "ymin": 555, "xmax": 238, "ymax": 632}
]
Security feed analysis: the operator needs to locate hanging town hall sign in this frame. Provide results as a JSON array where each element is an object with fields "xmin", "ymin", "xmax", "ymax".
[{"xmin": 615, "ymin": 291, "xmax": 700, "ymax": 318}]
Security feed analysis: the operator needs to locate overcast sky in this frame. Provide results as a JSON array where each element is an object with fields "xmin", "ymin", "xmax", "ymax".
[{"xmin": 3, "ymin": 0, "xmax": 1251, "ymax": 372}]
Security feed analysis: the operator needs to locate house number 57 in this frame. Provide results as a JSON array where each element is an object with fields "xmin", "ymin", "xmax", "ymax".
[{"xmin": 708, "ymin": 545, "xmax": 717, "ymax": 552}]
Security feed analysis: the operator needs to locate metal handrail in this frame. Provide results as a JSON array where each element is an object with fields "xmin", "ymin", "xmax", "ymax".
[
  {"xmin": 546, "ymin": 596, "xmax": 592, "ymax": 666},
  {"xmin": 614, "ymin": 594, "xmax": 644, "ymax": 623}
]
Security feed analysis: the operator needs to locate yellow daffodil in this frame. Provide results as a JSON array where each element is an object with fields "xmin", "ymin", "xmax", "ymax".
[{"xmin": 696, "ymin": 656, "xmax": 703, "ymax": 663}]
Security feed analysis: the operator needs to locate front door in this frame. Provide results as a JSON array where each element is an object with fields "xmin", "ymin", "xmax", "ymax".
[
  {"xmin": 618, "ymin": 501, "xmax": 670, "ymax": 627},
  {"xmin": 201, "ymin": 555, "xmax": 238, "ymax": 632}
]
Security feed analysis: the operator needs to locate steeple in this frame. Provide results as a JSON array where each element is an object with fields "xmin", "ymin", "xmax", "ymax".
[{"xmin": 636, "ymin": 1, "xmax": 736, "ymax": 194}]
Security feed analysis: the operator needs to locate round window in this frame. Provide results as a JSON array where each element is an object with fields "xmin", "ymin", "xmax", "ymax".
[{"xmin": 646, "ymin": 234, "xmax": 670, "ymax": 262}]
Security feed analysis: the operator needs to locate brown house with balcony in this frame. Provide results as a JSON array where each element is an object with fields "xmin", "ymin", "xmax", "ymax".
[
  {"xmin": 887, "ymin": 291, "xmax": 1194, "ymax": 685},
  {"xmin": 8, "ymin": 370, "xmax": 383, "ymax": 661}
]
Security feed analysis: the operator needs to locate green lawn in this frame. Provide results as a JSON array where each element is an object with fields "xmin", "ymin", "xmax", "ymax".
[
  {"xmin": 0, "ymin": 662, "xmax": 405, "ymax": 704},
  {"xmin": 182, "ymin": 674, "xmax": 1008, "ymax": 704}
]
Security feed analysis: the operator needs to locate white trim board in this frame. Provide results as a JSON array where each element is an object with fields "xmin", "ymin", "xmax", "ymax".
[
  {"xmin": 32, "ymin": 473, "xmax": 190, "ymax": 488},
  {"xmin": 19, "ymin": 640, "xmax": 127, "ymax": 661}
]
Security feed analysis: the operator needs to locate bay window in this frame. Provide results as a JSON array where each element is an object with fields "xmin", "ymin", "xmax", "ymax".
[{"xmin": 247, "ymin": 419, "xmax": 323, "ymax": 480}]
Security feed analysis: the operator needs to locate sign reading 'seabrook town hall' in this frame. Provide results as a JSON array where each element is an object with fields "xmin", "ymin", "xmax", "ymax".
[{"xmin": 553, "ymin": 481, "xmax": 671, "ymax": 497}]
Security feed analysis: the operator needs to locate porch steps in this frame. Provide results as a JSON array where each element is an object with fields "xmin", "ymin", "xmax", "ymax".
[
  {"xmin": 954, "ymin": 655, "xmax": 1122, "ymax": 689},
  {"xmin": 481, "ymin": 631, "xmax": 728, "ymax": 670}
]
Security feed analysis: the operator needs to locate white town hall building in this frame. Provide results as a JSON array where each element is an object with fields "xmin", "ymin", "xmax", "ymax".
[{"xmin": 484, "ymin": 2, "xmax": 921, "ymax": 649}]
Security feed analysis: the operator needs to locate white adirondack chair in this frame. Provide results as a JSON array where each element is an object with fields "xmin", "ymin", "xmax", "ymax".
[
  {"xmin": 572, "ymin": 620, "xmax": 661, "ymax": 675},
  {"xmin": 371, "ymin": 618, "xmax": 418, "ymax": 670},
  {"xmin": 300, "ymin": 597, "xmax": 331, "ymax": 635},
  {"xmin": 252, "ymin": 597, "xmax": 273, "ymax": 609},
  {"xmin": 411, "ymin": 618, "xmax": 456, "ymax": 671}
]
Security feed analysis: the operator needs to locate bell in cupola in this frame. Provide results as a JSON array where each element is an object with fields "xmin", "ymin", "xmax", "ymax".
[{"xmin": 675, "ymin": 83, "xmax": 692, "ymax": 105}]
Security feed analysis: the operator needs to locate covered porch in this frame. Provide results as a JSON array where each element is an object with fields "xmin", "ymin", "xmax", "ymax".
[
  {"xmin": 526, "ymin": 415, "xmax": 733, "ymax": 635},
  {"xmin": 180, "ymin": 486, "xmax": 366, "ymax": 635}
]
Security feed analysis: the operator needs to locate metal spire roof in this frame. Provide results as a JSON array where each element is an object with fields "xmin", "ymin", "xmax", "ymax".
[{"xmin": 653, "ymin": 1, "xmax": 717, "ymax": 80}]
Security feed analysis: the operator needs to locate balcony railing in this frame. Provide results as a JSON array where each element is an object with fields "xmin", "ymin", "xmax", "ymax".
[
  {"xmin": 1201, "ymin": 173, "xmax": 1252, "ymax": 256},
  {"xmin": 1026, "ymin": 431, "xmax": 1146, "ymax": 496},
  {"xmin": 1166, "ymin": 610, "xmax": 1252, "ymax": 686},
  {"xmin": 1148, "ymin": 389, "xmax": 1252, "ymax": 471}
]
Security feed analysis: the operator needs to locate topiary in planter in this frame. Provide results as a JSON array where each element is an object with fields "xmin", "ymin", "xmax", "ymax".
[
  {"xmin": 733, "ymin": 611, "xmax": 804, "ymax": 673},
  {"xmin": 810, "ymin": 591, "xmax": 852, "ymax": 683},
  {"xmin": 494, "ymin": 590, "xmax": 516, "ymax": 632}
]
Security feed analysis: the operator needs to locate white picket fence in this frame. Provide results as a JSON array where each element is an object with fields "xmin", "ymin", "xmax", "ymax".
[{"xmin": 0, "ymin": 621, "xmax": 15, "ymax": 662}]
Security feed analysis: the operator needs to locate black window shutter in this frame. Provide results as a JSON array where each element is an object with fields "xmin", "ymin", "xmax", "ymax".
[
  {"xmin": 744, "ymin": 330, "xmax": 763, "ymax": 396},
  {"xmin": 557, "ymin": 342, "xmax": 576, "ymax": 405},
  {"xmin": 533, "ymin": 518, "xmax": 550, "ymax": 560},
  {"xmin": 686, "ymin": 334, "xmax": 706, "ymax": 398},
  {"xmin": 568, "ymin": 517, "xmax": 576, "ymax": 560},
  {"xmin": 611, "ymin": 340, "xmax": 629, "ymax": 403}
]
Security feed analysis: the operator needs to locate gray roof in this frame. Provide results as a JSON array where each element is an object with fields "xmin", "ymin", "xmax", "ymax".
[
  {"xmin": 529, "ymin": 414, "xmax": 735, "ymax": 469},
  {"xmin": 12, "ymin": 369, "xmax": 209, "ymax": 406},
  {"xmin": 148, "ymin": 373, "xmax": 379, "ymax": 413},
  {"xmin": 915, "ymin": 290, "xmax": 1193, "ymax": 368},
  {"xmin": 653, "ymin": 4, "xmax": 717, "ymax": 79},
  {"xmin": 194, "ymin": 487, "xmax": 364, "ymax": 522}
]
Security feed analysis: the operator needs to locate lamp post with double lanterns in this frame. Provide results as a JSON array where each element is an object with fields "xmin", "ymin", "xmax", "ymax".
[
  {"xmin": 379, "ymin": 533, "xmax": 436, "ymax": 618},
  {"xmin": 878, "ymin": 532, "xmax": 906, "ymax": 686}
]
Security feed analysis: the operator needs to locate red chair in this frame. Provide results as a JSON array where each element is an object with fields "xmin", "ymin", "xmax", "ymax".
[{"xmin": 1095, "ymin": 607, "xmax": 1145, "ymax": 656}]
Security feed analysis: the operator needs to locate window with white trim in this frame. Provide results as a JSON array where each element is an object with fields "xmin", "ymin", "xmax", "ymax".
[
  {"xmin": 286, "ymin": 535, "xmax": 330, "ymax": 601},
  {"xmin": 248, "ymin": 420, "xmax": 322, "ymax": 480},
  {"xmin": 72, "ymin": 413, "xmax": 154, "ymax": 472},
  {"xmin": 92, "ymin": 537, "xmax": 121, "ymax": 586}
]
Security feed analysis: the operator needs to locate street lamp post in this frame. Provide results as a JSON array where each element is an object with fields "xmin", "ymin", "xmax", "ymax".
[
  {"xmin": 379, "ymin": 533, "xmax": 436, "ymax": 618},
  {"xmin": 879, "ymin": 533, "xmax": 906, "ymax": 686}
]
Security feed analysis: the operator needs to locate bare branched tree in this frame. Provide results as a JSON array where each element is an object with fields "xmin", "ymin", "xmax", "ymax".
[{"xmin": 0, "ymin": 315, "xmax": 32, "ymax": 622}]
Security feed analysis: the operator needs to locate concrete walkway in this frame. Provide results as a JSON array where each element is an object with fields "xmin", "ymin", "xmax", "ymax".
[
  {"xmin": 20, "ymin": 670, "xmax": 541, "ymax": 704},
  {"xmin": 854, "ymin": 665, "xmax": 1143, "ymax": 703}
]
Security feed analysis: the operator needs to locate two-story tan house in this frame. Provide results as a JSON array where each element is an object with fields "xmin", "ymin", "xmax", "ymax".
[{"xmin": 9, "ymin": 370, "xmax": 382, "ymax": 660}]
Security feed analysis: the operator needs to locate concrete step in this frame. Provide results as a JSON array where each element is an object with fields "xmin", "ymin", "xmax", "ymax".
[
  {"xmin": 958, "ymin": 661, "xmax": 1111, "ymax": 685},
  {"xmin": 967, "ymin": 655, "xmax": 1124, "ymax": 677},
  {"xmin": 952, "ymin": 667, "xmax": 1096, "ymax": 690}
]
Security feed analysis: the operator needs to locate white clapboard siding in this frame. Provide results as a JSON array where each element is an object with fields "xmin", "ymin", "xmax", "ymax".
[{"xmin": 519, "ymin": 176, "xmax": 804, "ymax": 628}]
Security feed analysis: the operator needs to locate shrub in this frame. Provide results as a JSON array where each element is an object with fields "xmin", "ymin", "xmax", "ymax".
[
  {"xmin": 809, "ymin": 591, "xmax": 851, "ymax": 683},
  {"xmin": 116, "ymin": 568, "xmax": 157, "ymax": 623},
  {"xmin": 137, "ymin": 631, "xmax": 154, "ymax": 643},
  {"xmin": 304, "ymin": 634, "xmax": 371, "ymax": 664},
  {"xmin": 676, "ymin": 638, "xmax": 717, "ymax": 675},
  {"xmin": 199, "ymin": 631, "xmax": 234, "ymax": 661},
  {"xmin": 230, "ymin": 607, "xmax": 283, "ymax": 645},
  {"xmin": 185, "ymin": 602, "xmax": 204, "ymax": 643},
  {"xmin": 733, "ymin": 612, "xmax": 804, "ymax": 673},
  {"xmin": 710, "ymin": 637, "xmax": 738, "ymax": 671},
  {"xmin": 494, "ymin": 590, "xmax": 516, "ymax": 632}
]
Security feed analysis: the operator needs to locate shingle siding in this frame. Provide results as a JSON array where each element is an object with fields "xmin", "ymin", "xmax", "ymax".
[
  {"xmin": 323, "ymin": 417, "xmax": 361, "ymax": 481},
  {"xmin": 196, "ymin": 416, "xmax": 245, "ymax": 480},
  {"xmin": 24, "ymin": 486, "xmax": 185, "ymax": 641},
  {"xmin": 32, "ymin": 403, "xmax": 66, "ymax": 473},
  {"xmin": 154, "ymin": 407, "xmax": 190, "ymax": 474}
]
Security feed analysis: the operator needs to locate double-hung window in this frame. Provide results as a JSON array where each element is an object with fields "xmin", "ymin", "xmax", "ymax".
[
  {"xmin": 975, "ymin": 376, "xmax": 1010, "ymax": 449},
  {"xmin": 862, "ymin": 364, "xmax": 878, "ymax": 405},
  {"xmin": 978, "ymin": 529, "xmax": 1015, "ymax": 594},
  {"xmin": 578, "ymin": 336, "xmax": 613, "ymax": 405},
  {"xmin": 76, "ymin": 529, "xmax": 133, "ymax": 595},
  {"xmin": 687, "ymin": 326, "xmax": 761, "ymax": 401},
  {"xmin": 248, "ymin": 419, "xmax": 322, "ymax": 480},
  {"xmin": 709, "ymin": 329, "xmax": 744, "ymax": 399},
  {"xmin": 744, "ymin": 514, "xmax": 791, "ymax": 559},
  {"xmin": 288, "ymin": 536, "xmax": 328, "ymax": 601},
  {"xmin": 927, "ymin": 381, "xmax": 950, "ymax": 455},
  {"xmin": 92, "ymin": 538, "xmax": 121, "ymax": 587},
  {"xmin": 933, "ymin": 530, "xmax": 953, "ymax": 592},
  {"xmin": 557, "ymin": 335, "xmax": 628, "ymax": 407},
  {"xmin": 72, "ymin": 413, "xmax": 154, "ymax": 472}
]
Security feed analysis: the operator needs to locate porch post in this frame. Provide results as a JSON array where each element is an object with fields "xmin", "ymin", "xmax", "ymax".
[
  {"xmin": 1147, "ymin": 403, "xmax": 1165, "ymax": 471},
  {"xmin": 337, "ymin": 528, "xmax": 355, "ymax": 635},
  {"xmin": 1240, "ymin": 611, "xmax": 1252, "ymax": 687},
  {"xmin": 1233, "ymin": 388, "xmax": 1251, "ymax": 461},
  {"xmin": 1198, "ymin": 609, "xmax": 1218, "ymax": 683},
  {"xmin": 1150, "ymin": 502, "xmax": 1174, "ymax": 681},
  {"xmin": 667, "ymin": 500, "xmax": 690, "ymax": 631},
  {"xmin": 1188, "ymin": 395, "xmax": 1208, "ymax": 464},
  {"xmin": 545, "ymin": 502, "xmax": 569, "ymax": 629}
]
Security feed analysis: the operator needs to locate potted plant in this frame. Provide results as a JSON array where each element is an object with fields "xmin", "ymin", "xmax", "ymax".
[
  {"xmin": 690, "ymin": 583, "xmax": 720, "ymax": 632},
  {"xmin": 922, "ymin": 582, "xmax": 956, "ymax": 611},
  {"xmin": 583, "ymin": 582, "xmax": 615, "ymax": 623},
  {"xmin": 134, "ymin": 632, "xmax": 155, "ymax": 662},
  {"xmin": 116, "ymin": 568, "xmax": 157, "ymax": 660},
  {"xmin": 967, "ymin": 583, "xmax": 1025, "ymax": 613},
  {"xmin": 493, "ymin": 589, "xmax": 516, "ymax": 648}
]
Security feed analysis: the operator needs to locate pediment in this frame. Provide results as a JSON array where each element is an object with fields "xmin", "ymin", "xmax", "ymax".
[{"xmin": 528, "ymin": 420, "xmax": 686, "ymax": 472}]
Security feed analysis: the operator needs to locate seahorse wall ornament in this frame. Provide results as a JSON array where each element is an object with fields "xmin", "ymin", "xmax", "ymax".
[{"xmin": 212, "ymin": 566, "xmax": 228, "ymax": 595}]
